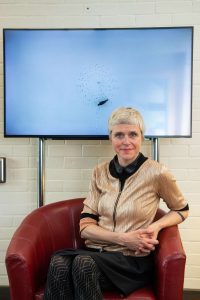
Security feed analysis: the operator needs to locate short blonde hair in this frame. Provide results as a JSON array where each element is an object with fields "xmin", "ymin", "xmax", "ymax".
[{"xmin": 108, "ymin": 107, "xmax": 145, "ymax": 136}]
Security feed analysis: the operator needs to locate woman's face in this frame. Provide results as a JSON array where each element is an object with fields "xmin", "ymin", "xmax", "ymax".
[{"xmin": 110, "ymin": 123, "xmax": 142, "ymax": 167}]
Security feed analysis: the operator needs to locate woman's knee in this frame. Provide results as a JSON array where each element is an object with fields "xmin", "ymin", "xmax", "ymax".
[
  {"xmin": 72, "ymin": 255, "xmax": 97, "ymax": 276},
  {"xmin": 49, "ymin": 255, "xmax": 72, "ymax": 276}
]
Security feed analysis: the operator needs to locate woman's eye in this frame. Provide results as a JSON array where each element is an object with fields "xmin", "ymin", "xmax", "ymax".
[
  {"xmin": 113, "ymin": 131, "xmax": 138, "ymax": 139},
  {"xmin": 115, "ymin": 133, "xmax": 124, "ymax": 139},
  {"xmin": 129, "ymin": 132, "xmax": 137, "ymax": 138}
]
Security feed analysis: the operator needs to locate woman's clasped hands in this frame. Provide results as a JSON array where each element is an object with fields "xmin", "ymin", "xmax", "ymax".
[{"xmin": 120, "ymin": 227, "xmax": 159, "ymax": 255}]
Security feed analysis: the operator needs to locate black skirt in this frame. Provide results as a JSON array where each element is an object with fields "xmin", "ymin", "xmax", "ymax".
[{"xmin": 54, "ymin": 248, "xmax": 154, "ymax": 296}]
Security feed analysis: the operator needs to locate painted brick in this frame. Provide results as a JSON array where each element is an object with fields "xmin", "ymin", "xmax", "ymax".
[
  {"xmin": 67, "ymin": 140, "xmax": 100, "ymax": 145},
  {"xmin": 0, "ymin": 262, "xmax": 7, "ymax": 276},
  {"xmin": 0, "ymin": 137, "xmax": 30, "ymax": 145},
  {"xmin": 160, "ymin": 145, "xmax": 189, "ymax": 157},
  {"xmin": 0, "ymin": 180, "xmax": 29, "ymax": 192},
  {"xmin": 172, "ymin": 14, "xmax": 200, "ymax": 26},
  {"xmin": 0, "ymin": 216, "xmax": 13, "ymax": 227},
  {"xmin": 193, "ymin": 109, "xmax": 200, "ymax": 121},
  {"xmin": 1, "ymin": 203, "xmax": 33, "ymax": 215},
  {"xmin": 136, "ymin": 14, "xmax": 172, "ymax": 27},
  {"xmin": 190, "ymin": 145, "xmax": 200, "ymax": 156},
  {"xmin": 100, "ymin": 15, "xmax": 134, "ymax": 28},
  {"xmin": 12, "ymin": 145, "xmax": 37, "ymax": 157},
  {"xmin": 184, "ymin": 278, "xmax": 200, "ymax": 289},
  {"xmin": 180, "ymin": 229, "xmax": 200, "ymax": 242},
  {"xmin": 182, "ymin": 193, "xmax": 199, "ymax": 204},
  {"xmin": 63, "ymin": 180, "xmax": 89, "ymax": 192},
  {"xmin": 0, "ymin": 4, "xmax": 85, "ymax": 16},
  {"xmin": 28, "ymin": 157, "xmax": 37, "ymax": 168},
  {"xmin": 45, "ymin": 191, "xmax": 85, "ymax": 203},
  {"xmin": 168, "ymin": 157, "xmax": 200, "ymax": 169},
  {"xmin": 0, "ymin": 251, "xmax": 7, "ymax": 262},
  {"xmin": 186, "ymin": 255, "xmax": 200, "ymax": 266},
  {"xmin": 180, "ymin": 217, "xmax": 200, "ymax": 229},
  {"xmin": 46, "ymin": 157, "xmax": 65, "ymax": 168},
  {"xmin": 0, "ymin": 275, "xmax": 9, "ymax": 285},
  {"xmin": 171, "ymin": 134, "xmax": 200, "ymax": 145},
  {"xmin": 188, "ymin": 169, "xmax": 200, "ymax": 180},
  {"xmin": 193, "ymin": 96, "xmax": 200, "ymax": 109},
  {"xmin": 0, "ymin": 191, "xmax": 37, "ymax": 203},
  {"xmin": 83, "ymin": 3, "xmax": 118, "ymax": 16},
  {"xmin": 192, "ymin": 121, "xmax": 200, "ymax": 132},
  {"xmin": 6, "ymin": 157, "xmax": 29, "ymax": 168},
  {"xmin": 13, "ymin": 215, "xmax": 27, "ymax": 227},
  {"xmin": 183, "ymin": 242, "xmax": 200, "ymax": 254},
  {"xmin": 45, "ymin": 180, "xmax": 64, "ymax": 192},
  {"xmin": 81, "ymin": 169, "xmax": 93, "ymax": 179},
  {"xmin": 156, "ymin": 2, "xmax": 193, "ymax": 14},
  {"xmin": 46, "ymin": 169, "xmax": 82, "ymax": 180},
  {"xmin": 7, "ymin": 168, "xmax": 37, "ymax": 181},
  {"xmin": 98, "ymin": 157, "xmax": 113, "ymax": 164},
  {"xmin": 118, "ymin": 2, "xmax": 155, "ymax": 15},
  {"xmin": 48, "ymin": 145, "xmax": 82, "ymax": 157},
  {"xmin": 82, "ymin": 145, "xmax": 115, "ymax": 157},
  {"xmin": 186, "ymin": 205, "xmax": 200, "ymax": 217},
  {"xmin": 0, "ymin": 0, "xmax": 200, "ymax": 290},
  {"xmin": 185, "ymin": 265, "xmax": 200, "ymax": 278},
  {"xmin": 0, "ymin": 227, "xmax": 16, "ymax": 239},
  {"xmin": 0, "ymin": 241, "xmax": 10, "ymax": 252},
  {"xmin": 0, "ymin": 145, "xmax": 12, "ymax": 156},
  {"xmin": 178, "ymin": 181, "xmax": 200, "ymax": 193},
  {"xmin": 169, "ymin": 169, "xmax": 188, "ymax": 180},
  {"xmin": 64, "ymin": 157, "xmax": 98, "ymax": 169}
]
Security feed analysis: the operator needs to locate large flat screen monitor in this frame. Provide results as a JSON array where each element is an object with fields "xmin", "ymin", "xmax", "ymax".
[{"xmin": 3, "ymin": 27, "xmax": 193, "ymax": 139}]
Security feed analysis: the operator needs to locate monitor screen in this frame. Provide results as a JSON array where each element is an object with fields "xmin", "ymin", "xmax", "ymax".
[{"xmin": 3, "ymin": 27, "xmax": 193, "ymax": 138}]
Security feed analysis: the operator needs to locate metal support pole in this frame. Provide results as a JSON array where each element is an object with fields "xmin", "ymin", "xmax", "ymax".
[
  {"xmin": 151, "ymin": 138, "xmax": 159, "ymax": 162},
  {"xmin": 38, "ymin": 138, "xmax": 45, "ymax": 207}
]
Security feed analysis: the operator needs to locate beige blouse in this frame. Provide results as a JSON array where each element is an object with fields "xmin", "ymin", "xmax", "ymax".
[{"xmin": 80, "ymin": 158, "xmax": 187, "ymax": 256}]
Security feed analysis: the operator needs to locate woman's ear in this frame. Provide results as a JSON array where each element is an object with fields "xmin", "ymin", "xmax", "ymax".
[
  {"xmin": 109, "ymin": 131, "xmax": 112, "ymax": 141},
  {"xmin": 141, "ymin": 131, "xmax": 144, "ymax": 141}
]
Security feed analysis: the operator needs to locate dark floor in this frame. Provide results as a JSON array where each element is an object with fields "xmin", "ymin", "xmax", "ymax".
[
  {"xmin": 184, "ymin": 290, "xmax": 200, "ymax": 300},
  {"xmin": 0, "ymin": 287, "xmax": 200, "ymax": 300}
]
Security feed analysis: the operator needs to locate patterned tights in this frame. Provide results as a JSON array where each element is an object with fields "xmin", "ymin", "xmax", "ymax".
[{"xmin": 43, "ymin": 254, "xmax": 113, "ymax": 300}]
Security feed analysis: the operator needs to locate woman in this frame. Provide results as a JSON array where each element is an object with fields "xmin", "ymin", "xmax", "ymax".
[{"xmin": 44, "ymin": 107, "xmax": 189, "ymax": 300}]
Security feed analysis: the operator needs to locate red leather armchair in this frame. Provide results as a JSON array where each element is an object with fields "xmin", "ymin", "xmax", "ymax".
[{"xmin": 6, "ymin": 198, "xmax": 186, "ymax": 300}]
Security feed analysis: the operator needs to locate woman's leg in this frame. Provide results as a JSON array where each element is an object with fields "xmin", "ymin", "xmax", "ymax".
[
  {"xmin": 44, "ymin": 254, "xmax": 74, "ymax": 300},
  {"xmin": 72, "ymin": 255, "xmax": 103, "ymax": 300}
]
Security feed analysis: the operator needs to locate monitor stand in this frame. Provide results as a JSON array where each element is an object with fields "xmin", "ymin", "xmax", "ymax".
[
  {"xmin": 151, "ymin": 138, "xmax": 159, "ymax": 162},
  {"xmin": 37, "ymin": 137, "xmax": 160, "ymax": 207},
  {"xmin": 38, "ymin": 138, "xmax": 45, "ymax": 207}
]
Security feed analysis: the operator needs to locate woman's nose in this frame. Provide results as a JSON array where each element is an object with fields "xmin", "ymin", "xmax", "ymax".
[{"xmin": 123, "ymin": 135, "xmax": 130, "ymax": 144}]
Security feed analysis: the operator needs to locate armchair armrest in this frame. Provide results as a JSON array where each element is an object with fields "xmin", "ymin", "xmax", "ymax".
[
  {"xmin": 5, "ymin": 199, "xmax": 84, "ymax": 300},
  {"xmin": 155, "ymin": 224, "xmax": 186, "ymax": 300}
]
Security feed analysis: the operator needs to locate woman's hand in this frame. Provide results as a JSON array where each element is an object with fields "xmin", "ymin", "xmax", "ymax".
[
  {"xmin": 119, "ymin": 228, "xmax": 159, "ymax": 255},
  {"xmin": 81, "ymin": 223, "xmax": 159, "ymax": 255}
]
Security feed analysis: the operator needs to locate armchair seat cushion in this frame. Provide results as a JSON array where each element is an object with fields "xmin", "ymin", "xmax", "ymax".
[
  {"xmin": 103, "ymin": 286, "xmax": 156, "ymax": 300},
  {"xmin": 35, "ymin": 285, "xmax": 156, "ymax": 300}
]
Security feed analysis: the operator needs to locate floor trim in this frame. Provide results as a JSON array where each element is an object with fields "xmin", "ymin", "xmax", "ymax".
[
  {"xmin": 0, "ymin": 286, "xmax": 200, "ymax": 300},
  {"xmin": 183, "ymin": 289, "xmax": 200, "ymax": 300},
  {"xmin": 0, "ymin": 286, "xmax": 10, "ymax": 300}
]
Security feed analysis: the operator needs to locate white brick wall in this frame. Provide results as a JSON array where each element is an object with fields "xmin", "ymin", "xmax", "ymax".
[{"xmin": 0, "ymin": 0, "xmax": 200, "ymax": 289}]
